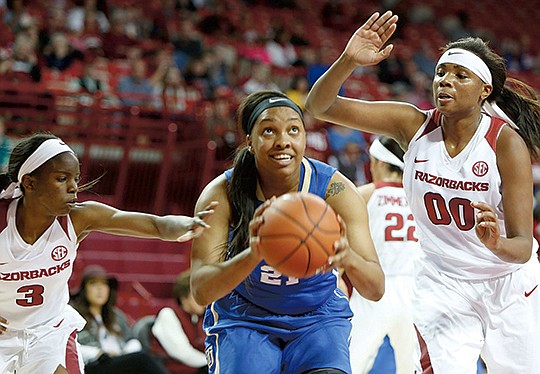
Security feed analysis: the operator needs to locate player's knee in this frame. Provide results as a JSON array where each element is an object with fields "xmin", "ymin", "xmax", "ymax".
[{"xmin": 302, "ymin": 369, "xmax": 347, "ymax": 374}]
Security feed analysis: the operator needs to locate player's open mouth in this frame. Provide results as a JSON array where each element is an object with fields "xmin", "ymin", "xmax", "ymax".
[{"xmin": 271, "ymin": 154, "xmax": 293, "ymax": 161}]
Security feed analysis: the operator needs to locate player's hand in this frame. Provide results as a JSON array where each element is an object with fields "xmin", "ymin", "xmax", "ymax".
[
  {"xmin": 343, "ymin": 11, "xmax": 398, "ymax": 67},
  {"xmin": 177, "ymin": 201, "xmax": 218, "ymax": 242},
  {"xmin": 472, "ymin": 201, "xmax": 501, "ymax": 252},
  {"xmin": 0, "ymin": 316, "xmax": 8, "ymax": 335}
]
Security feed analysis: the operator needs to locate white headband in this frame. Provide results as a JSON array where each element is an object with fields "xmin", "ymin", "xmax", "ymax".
[
  {"xmin": 0, "ymin": 138, "xmax": 74, "ymax": 199},
  {"xmin": 369, "ymin": 138, "xmax": 404, "ymax": 170},
  {"xmin": 437, "ymin": 48, "xmax": 518, "ymax": 129},
  {"xmin": 437, "ymin": 48, "xmax": 492, "ymax": 84}
]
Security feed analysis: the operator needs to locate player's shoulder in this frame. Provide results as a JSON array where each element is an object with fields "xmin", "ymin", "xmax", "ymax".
[{"xmin": 197, "ymin": 174, "xmax": 229, "ymax": 208}]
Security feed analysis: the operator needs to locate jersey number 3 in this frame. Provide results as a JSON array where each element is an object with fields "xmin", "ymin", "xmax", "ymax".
[{"xmin": 16, "ymin": 285, "xmax": 45, "ymax": 306}]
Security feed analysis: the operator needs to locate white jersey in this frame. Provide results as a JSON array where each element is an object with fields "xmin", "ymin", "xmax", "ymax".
[
  {"xmin": 366, "ymin": 181, "xmax": 421, "ymax": 277},
  {"xmin": 403, "ymin": 109, "xmax": 524, "ymax": 279},
  {"xmin": 0, "ymin": 198, "xmax": 80, "ymax": 329}
]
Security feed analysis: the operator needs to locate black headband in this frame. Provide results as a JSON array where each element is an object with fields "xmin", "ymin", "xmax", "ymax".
[{"xmin": 246, "ymin": 97, "xmax": 304, "ymax": 134}]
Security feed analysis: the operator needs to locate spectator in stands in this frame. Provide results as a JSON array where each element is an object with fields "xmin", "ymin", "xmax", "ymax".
[
  {"xmin": 0, "ymin": 133, "xmax": 215, "ymax": 374},
  {"xmin": 171, "ymin": 18, "xmax": 204, "ymax": 70},
  {"xmin": 240, "ymin": 62, "xmax": 279, "ymax": 94},
  {"xmin": 70, "ymin": 54, "xmax": 119, "ymax": 105},
  {"xmin": 117, "ymin": 57, "xmax": 154, "ymax": 107},
  {"xmin": 71, "ymin": 264, "xmax": 170, "ymax": 374},
  {"xmin": 43, "ymin": 32, "xmax": 83, "ymax": 72},
  {"xmin": 285, "ymin": 74, "xmax": 309, "ymax": 110},
  {"xmin": 183, "ymin": 55, "xmax": 214, "ymax": 99},
  {"xmin": 152, "ymin": 65, "xmax": 200, "ymax": 114},
  {"xmin": 206, "ymin": 94, "xmax": 238, "ymax": 161},
  {"xmin": 66, "ymin": 0, "xmax": 110, "ymax": 35},
  {"xmin": 150, "ymin": 269, "xmax": 207, "ymax": 374},
  {"xmin": 328, "ymin": 141, "xmax": 368, "ymax": 186},
  {"xmin": 265, "ymin": 26, "xmax": 297, "ymax": 68},
  {"xmin": 3, "ymin": 0, "xmax": 35, "ymax": 34},
  {"xmin": 101, "ymin": 8, "xmax": 139, "ymax": 60},
  {"xmin": 326, "ymin": 125, "xmax": 368, "ymax": 155},
  {"xmin": 0, "ymin": 31, "xmax": 41, "ymax": 82},
  {"xmin": 38, "ymin": 6, "xmax": 68, "ymax": 53}
]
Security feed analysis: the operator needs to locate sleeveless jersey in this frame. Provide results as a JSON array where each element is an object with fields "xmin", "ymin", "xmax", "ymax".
[
  {"xmin": 403, "ymin": 109, "xmax": 524, "ymax": 279},
  {"xmin": 0, "ymin": 198, "xmax": 79, "ymax": 329},
  {"xmin": 366, "ymin": 181, "xmax": 421, "ymax": 277},
  {"xmin": 224, "ymin": 157, "xmax": 340, "ymax": 315}
]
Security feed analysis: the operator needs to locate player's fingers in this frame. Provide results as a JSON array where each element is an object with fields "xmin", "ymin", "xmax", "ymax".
[
  {"xmin": 196, "ymin": 209, "xmax": 214, "ymax": 220},
  {"xmin": 471, "ymin": 201, "xmax": 494, "ymax": 213},
  {"xmin": 361, "ymin": 12, "xmax": 380, "ymax": 30},
  {"xmin": 192, "ymin": 217, "xmax": 209, "ymax": 228}
]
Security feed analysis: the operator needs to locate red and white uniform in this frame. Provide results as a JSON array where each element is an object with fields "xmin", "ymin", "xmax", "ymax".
[
  {"xmin": 403, "ymin": 109, "xmax": 540, "ymax": 374},
  {"xmin": 349, "ymin": 181, "xmax": 421, "ymax": 374},
  {"xmin": 0, "ymin": 198, "xmax": 85, "ymax": 374}
]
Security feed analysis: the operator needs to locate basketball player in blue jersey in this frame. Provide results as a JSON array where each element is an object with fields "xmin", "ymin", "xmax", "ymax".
[
  {"xmin": 306, "ymin": 11, "xmax": 540, "ymax": 374},
  {"xmin": 190, "ymin": 90, "xmax": 385, "ymax": 374},
  {"xmin": 0, "ymin": 133, "xmax": 216, "ymax": 374}
]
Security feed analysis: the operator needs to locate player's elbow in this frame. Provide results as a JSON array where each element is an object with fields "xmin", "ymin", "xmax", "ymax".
[
  {"xmin": 367, "ymin": 281, "xmax": 385, "ymax": 302},
  {"xmin": 364, "ymin": 271, "xmax": 385, "ymax": 301},
  {"xmin": 304, "ymin": 97, "xmax": 323, "ymax": 119}
]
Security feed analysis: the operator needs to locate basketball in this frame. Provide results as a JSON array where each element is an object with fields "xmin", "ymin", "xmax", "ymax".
[{"xmin": 257, "ymin": 192, "xmax": 340, "ymax": 278}]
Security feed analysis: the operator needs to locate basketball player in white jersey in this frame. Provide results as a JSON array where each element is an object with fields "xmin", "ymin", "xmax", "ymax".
[
  {"xmin": 349, "ymin": 136, "xmax": 421, "ymax": 374},
  {"xmin": 0, "ymin": 133, "xmax": 216, "ymax": 374},
  {"xmin": 306, "ymin": 11, "xmax": 540, "ymax": 374}
]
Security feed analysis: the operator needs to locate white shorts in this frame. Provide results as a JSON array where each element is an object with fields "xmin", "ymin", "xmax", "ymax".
[
  {"xmin": 414, "ymin": 258, "xmax": 540, "ymax": 374},
  {"xmin": 349, "ymin": 276, "xmax": 416, "ymax": 374},
  {"xmin": 0, "ymin": 305, "xmax": 86, "ymax": 374}
]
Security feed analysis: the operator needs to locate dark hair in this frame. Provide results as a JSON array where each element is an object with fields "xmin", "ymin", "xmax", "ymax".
[
  {"xmin": 0, "ymin": 133, "xmax": 59, "ymax": 194},
  {"xmin": 379, "ymin": 136, "xmax": 404, "ymax": 175},
  {"xmin": 70, "ymin": 270, "xmax": 120, "ymax": 334},
  {"xmin": 0, "ymin": 132, "xmax": 100, "ymax": 195},
  {"xmin": 226, "ymin": 90, "xmax": 296, "ymax": 259},
  {"xmin": 171, "ymin": 269, "xmax": 191, "ymax": 305},
  {"xmin": 443, "ymin": 37, "xmax": 540, "ymax": 159}
]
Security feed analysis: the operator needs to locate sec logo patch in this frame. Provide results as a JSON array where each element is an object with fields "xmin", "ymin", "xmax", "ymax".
[
  {"xmin": 51, "ymin": 246, "xmax": 68, "ymax": 261},
  {"xmin": 472, "ymin": 161, "xmax": 488, "ymax": 177}
]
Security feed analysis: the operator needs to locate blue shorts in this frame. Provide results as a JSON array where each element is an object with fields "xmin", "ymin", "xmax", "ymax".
[{"xmin": 204, "ymin": 289, "xmax": 353, "ymax": 374}]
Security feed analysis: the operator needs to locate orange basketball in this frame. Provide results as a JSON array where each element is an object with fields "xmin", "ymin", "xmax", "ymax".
[{"xmin": 257, "ymin": 192, "xmax": 340, "ymax": 278}]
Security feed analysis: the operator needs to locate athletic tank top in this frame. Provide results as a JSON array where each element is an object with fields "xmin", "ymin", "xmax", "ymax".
[
  {"xmin": 367, "ymin": 181, "xmax": 421, "ymax": 277},
  {"xmin": 0, "ymin": 198, "xmax": 79, "ymax": 329},
  {"xmin": 403, "ymin": 109, "xmax": 525, "ymax": 279},
  {"xmin": 224, "ymin": 157, "xmax": 340, "ymax": 315}
]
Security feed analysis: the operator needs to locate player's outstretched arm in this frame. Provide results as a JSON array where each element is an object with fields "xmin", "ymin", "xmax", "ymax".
[{"xmin": 70, "ymin": 200, "xmax": 217, "ymax": 243}]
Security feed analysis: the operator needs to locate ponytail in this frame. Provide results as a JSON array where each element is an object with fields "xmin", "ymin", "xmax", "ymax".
[
  {"xmin": 496, "ymin": 80, "xmax": 540, "ymax": 159},
  {"xmin": 226, "ymin": 147, "xmax": 257, "ymax": 259}
]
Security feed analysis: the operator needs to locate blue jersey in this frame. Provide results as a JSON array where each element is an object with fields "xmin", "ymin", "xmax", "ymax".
[
  {"xmin": 205, "ymin": 157, "xmax": 352, "ymax": 374},
  {"xmin": 224, "ymin": 157, "xmax": 339, "ymax": 315}
]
